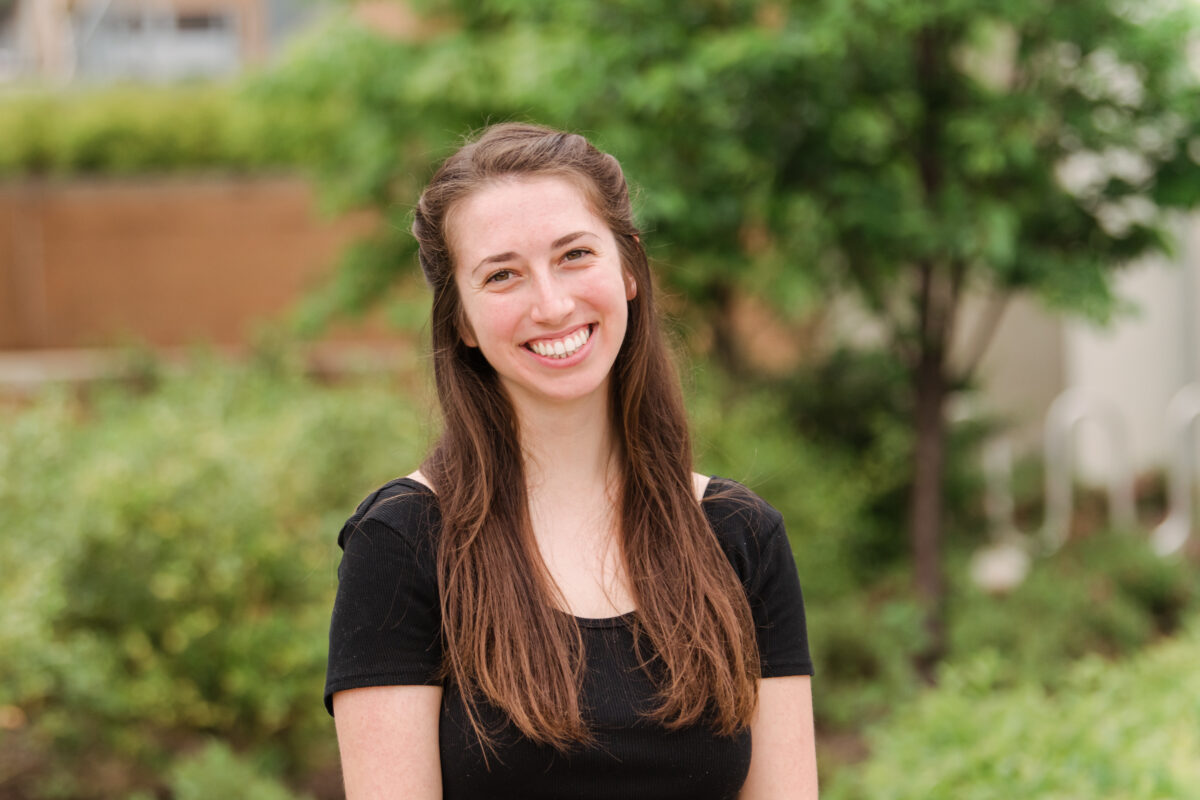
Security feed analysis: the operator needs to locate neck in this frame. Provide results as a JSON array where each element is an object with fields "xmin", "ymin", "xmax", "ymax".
[{"xmin": 515, "ymin": 392, "xmax": 620, "ymax": 502}]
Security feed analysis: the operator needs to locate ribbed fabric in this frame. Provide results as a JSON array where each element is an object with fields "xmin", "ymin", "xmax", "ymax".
[{"xmin": 325, "ymin": 477, "xmax": 813, "ymax": 799}]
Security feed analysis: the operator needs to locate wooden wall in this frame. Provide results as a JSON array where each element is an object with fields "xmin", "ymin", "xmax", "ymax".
[{"xmin": 0, "ymin": 177, "xmax": 382, "ymax": 350}]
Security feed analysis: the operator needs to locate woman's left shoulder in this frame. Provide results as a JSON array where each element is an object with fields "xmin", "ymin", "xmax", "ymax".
[
  {"xmin": 698, "ymin": 476, "xmax": 793, "ymax": 583},
  {"xmin": 699, "ymin": 476, "xmax": 786, "ymax": 541}
]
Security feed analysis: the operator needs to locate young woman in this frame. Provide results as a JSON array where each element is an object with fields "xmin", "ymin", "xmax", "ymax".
[{"xmin": 324, "ymin": 123, "xmax": 818, "ymax": 799}]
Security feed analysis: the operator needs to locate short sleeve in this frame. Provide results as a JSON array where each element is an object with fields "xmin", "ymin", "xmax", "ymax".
[
  {"xmin": 745, "ymin": 513, "xmax": 813, "ymax": 677},
  {"xmin": 323, "ymin": 480, "xmax": 443, "ymax": 715},
  {"xmin": 703, "ymin": 479, "xmax": 814, "ymax": 679}
]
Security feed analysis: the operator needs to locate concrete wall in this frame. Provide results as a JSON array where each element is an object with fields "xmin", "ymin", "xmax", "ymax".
[
  {"xmin": 970, "ymin": 212, "xmax": 1200, "ymax": 482},
  {"xmin": 0, "ymin": 176, "xmax": 380, "ymax": 350},
  {"xmin": 968, "ymin": 294, "xmax": 1067, "ymax": 454},
  {"xmin": 1064, "ymin": 214, "xmax": 1200, "ymax": 478}
]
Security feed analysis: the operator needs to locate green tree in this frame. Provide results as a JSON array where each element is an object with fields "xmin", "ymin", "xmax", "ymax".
[{"xmin": 260, "ymin": 0, "xmax": 1200, "ymax": 670}]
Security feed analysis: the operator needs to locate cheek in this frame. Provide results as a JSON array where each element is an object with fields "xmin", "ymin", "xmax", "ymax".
[{"xmin": 461, "ymin": 296, "xmax": 521, "ymax": 351}]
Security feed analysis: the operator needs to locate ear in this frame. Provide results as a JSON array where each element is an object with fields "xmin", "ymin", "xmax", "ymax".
[{"xmin": 626, "ymin": 234, "xmax": 641, "ymax": 299}]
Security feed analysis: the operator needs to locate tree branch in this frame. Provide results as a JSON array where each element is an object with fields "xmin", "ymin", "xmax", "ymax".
[{"xmin": 954, "ymin": 290, "xmax": 1011, "ymax": 386}]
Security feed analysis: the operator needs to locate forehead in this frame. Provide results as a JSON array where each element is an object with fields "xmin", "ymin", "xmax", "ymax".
[{"xmin": 448, "ymin": 176, "xmax": 609, "ymax": 265}]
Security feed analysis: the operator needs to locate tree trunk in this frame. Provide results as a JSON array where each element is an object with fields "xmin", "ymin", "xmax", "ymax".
[
  {"xmin": 910, "ymin": 341, "xmax": 948, "ymax": 682},
  {"xmin": 909, "ymin": 25, "xmax": 953, "ymax": 682}
]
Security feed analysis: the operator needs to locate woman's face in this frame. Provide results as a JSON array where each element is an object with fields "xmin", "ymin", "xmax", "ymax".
[{"xmin": 449, "ymin": 175, "xmax": 636, "ymax": 414}]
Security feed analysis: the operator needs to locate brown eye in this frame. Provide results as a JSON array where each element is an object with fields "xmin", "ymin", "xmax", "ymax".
[
  {"xmin": 563, "ymin": 248, "xmax": 592, "ymax": 262},
  {"xmin": 486, "ymin": 269, "xmax": 513, "ymax": 284}
]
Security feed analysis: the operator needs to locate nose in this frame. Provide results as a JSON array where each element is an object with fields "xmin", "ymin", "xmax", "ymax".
[{"xmin": 529, "ymin": 272, "xmax": 575, "ymax": 324}]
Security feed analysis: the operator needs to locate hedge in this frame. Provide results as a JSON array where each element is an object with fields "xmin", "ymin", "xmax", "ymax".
[
  {"xmin": 0, "ymin": 84, "xmax": 328, "ymax": 177},
  {"xmin": 826, "ymin": 617, "xmax": 1200, "ymax": 799}
]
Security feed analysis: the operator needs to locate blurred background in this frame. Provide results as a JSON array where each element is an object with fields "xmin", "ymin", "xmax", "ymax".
[{"xmin": 2, "ymin": 1, "xmax": 1200, "ymax": 797}]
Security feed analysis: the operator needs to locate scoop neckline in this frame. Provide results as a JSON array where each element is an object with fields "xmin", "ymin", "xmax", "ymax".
[
  {"xmin": 569, "ymin": 609, "xmax": 638, "ymax": 628},
  {"xmin": 391, "ymin": 475, "xmax": 724, "ymax": 627}
]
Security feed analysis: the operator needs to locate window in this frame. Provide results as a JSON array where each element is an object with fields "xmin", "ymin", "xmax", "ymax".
[{"xmin": 176, "ymin": 13, "xmax": 229, "ymax": 32}]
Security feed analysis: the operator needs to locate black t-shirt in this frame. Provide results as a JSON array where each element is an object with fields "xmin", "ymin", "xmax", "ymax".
[{"xmin": 325, "ymin": 477, "xmax": 812, "ymax": 799}]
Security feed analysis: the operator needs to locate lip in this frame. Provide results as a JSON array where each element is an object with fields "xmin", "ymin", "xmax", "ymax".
[
  {"xmin": 523, "ymin": 323, "xmax": 595, "ymax": 365},
  {"xmin": 523, "ymin": 323, "xmax": 592, "ymax": 347}
]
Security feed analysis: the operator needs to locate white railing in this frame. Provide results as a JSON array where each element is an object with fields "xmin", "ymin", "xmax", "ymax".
[
  {"xmin": 1151, "ymin": 383, "xmax": 1200, "ymax": 555},
  {"xmin": 1040, "ymin": 389, "xmax": 1137, "ymax": 552},
  {"xmin": 979, "ymin": 384, "xmax": 1198, "ymax": 572}
]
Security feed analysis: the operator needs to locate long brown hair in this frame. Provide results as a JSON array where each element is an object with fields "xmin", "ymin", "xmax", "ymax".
[{"xmin": 412, "ymin": 123, "xmax": 758, "ymax": 751}]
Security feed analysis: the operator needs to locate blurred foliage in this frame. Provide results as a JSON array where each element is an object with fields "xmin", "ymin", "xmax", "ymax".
[
  {"xmin": 246, "ymin": 0, "xmax": 1200, "ymax": 331},
  {"xmin": 0, "ymin": 354, "xmax": 430, "ymax": 798},
  {"xmin": 1, "ymin": 355, "xmax": 1198, "ymax": 796},
  {"xmin": 5, "ymin": 0, "xmax": 1200, "ymax": 789},
  {"xmin": 690, "ymin": 361, "xmax": 1199, "ymax": 738},
  {"xmin": 807, "ymin": 528, "xmax": 1197, "ymax": 733},
  {"xmin": 0, "ymin": 84, "xmax": 330, "ymax": 177},
  {"xmin": 245, "ymin": 0, "xmax": 1200, "ymax": 633},
  {"xmin": 697, "ymin": 348, "xmax": 992, "ymax": 583},
  {"xmin": 825, "ymin": 616, "xmax": 1200, "ymax": 799},
  {"xmin": 163, "ymin": 740, "xmax": 314, "ymax": 800},
  {"xmin": 948, "ymin": 530, "xmax": 1196, "ymax": 678},
  {"xmin": 8, "ymin": 4, "xmax": 1200, "ymax": 569}
]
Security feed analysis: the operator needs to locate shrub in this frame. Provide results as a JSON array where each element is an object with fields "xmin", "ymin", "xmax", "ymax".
[
  {"xmin": 0, "ymin": 85, "xmax": 328, "ymax": 177},
  {"xmin": 166, "ymin": 740, "xmax": 313, "ymax": 800},
  {"xmin": 947, "ymin": 532, "xmax": 1197, "ymax": 688},
  {"xmin": 825, "ymin": 618, "xmax": 1200, "ymax": 800},
  {"xmin": 3, "ymin": 352, "xmax": 1196, "ymax": 796},
  {"xmin": 0, "ymin": 354, "xmax": 430, "ymax": 797}
]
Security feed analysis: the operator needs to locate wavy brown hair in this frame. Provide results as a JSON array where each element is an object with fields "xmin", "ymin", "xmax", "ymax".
[{"xmin": 412, "ymin": 123, "xmax": 758, "ymax": 751}]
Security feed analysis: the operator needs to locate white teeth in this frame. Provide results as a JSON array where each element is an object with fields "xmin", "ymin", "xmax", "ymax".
[{"xmin": 529, "ymin": 326, "xmax": 591, "ymax": 359}]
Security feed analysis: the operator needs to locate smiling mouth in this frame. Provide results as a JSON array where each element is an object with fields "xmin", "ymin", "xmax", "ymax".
[{"xmin": 524, "ymin": 325, "xmax": 593, "ymax": 359}]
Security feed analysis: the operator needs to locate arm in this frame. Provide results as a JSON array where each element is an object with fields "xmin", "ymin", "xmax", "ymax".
[
  {"xmin": 739, "ymin": 675, "xmax": 818, "ymax": 800},
  {"xmin": 334, "ymin": 684, "xmax": 444, "ymax": 800}
]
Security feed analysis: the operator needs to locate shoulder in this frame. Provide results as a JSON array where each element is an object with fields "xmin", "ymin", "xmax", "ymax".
[
  {"xmin": 700, "ymin": 477, "xmax": 788, "ymax": 583},
  {"xmin": 337, "ymin": 475, "xmax": 442, "ymax": 555},
  {"xmin": 700, "ymin": 477, "xmax": 785, "ymax": 541}
]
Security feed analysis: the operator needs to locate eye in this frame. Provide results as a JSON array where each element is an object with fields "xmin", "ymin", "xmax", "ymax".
[
  {"xmin": 562, "ymin": 248, "xmax": 594, "ymax": 263},
  {"xmin": 485, "ymin": 269, "xmax": 514, "ymax": 284}
]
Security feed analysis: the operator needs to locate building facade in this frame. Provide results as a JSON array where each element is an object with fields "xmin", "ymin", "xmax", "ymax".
[{"xmin": 0, "ymin": 0, "xmax": 317, "ymax": 83}]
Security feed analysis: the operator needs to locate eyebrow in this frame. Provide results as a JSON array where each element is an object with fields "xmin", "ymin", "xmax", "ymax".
[{"xmin": 471, "ymin": 231, "xmax": 595, "ymax": 276}]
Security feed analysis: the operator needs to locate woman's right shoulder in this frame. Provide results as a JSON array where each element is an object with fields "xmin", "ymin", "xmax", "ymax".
[{"xmin": 337, "ymin": 472, "xmax": 441, "ymax": 551}]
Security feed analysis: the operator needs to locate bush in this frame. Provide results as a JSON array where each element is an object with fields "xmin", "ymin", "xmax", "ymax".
[
  {"xmin": 947, "ymin": 532, "xmax": 1197, "ymax": 688},
  {"xmin": 3, "ymin": 352, "xmax": 1196, "ymax": 796},
  {"xmin": 166, "ymin": 740, "xmax": 313, "ymax": 800},
  {"xmin": 0, "ymin": 354, "xmax": 430, "ymax": 797},
  {"xmin": 825, "ymin": 617, "xmax": 1200, "ymax": 800},
  {"xmin": 0, "ymin": 84, "xmax": 329, "ymax": 177}
]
